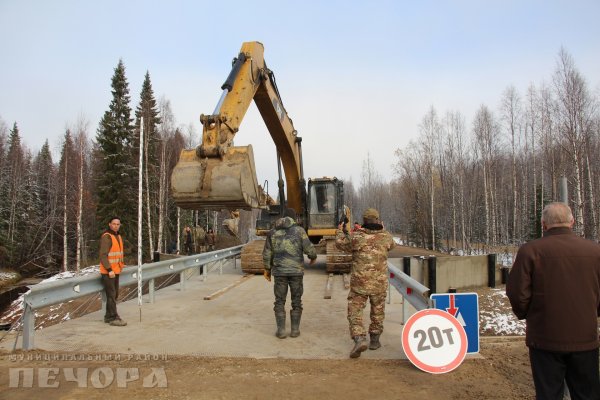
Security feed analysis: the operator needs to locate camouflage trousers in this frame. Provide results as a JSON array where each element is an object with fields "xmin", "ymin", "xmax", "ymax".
[
  {"xmin": 347, "ymin": 289, "xmax": 386, "ymax": 338},
  {"xmin": 273, "ymin": 275, "xmax": 303, "ymax": 314}
]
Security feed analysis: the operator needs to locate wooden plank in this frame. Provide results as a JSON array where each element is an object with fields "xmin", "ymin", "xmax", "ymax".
[
  {"xmin": 203, "ymin": 274, "xmax": 253, "ymax": 300},
  {"xmin": 324, "ymin": 273, "xmax": 334, "ymax": 299}
]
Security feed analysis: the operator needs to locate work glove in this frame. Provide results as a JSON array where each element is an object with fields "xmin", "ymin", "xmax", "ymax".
[{"xmin": 263, "ymin": 269, "xmax": 271, "ymax": 282}]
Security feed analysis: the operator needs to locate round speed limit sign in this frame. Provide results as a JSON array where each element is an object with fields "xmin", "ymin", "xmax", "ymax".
[{"xmin": 402, "ymin": 309, "xmax": 468, "ymax": 374}]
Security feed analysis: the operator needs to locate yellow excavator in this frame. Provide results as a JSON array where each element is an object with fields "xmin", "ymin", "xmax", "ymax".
[{"xmin": 171, "ymin": 41, "xmax": 351, "ymax": 274}]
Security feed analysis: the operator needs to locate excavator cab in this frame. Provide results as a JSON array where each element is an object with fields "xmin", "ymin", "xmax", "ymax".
[{"xmin": 307, "ymin": 177, "xmax": 345, "ymax": 232}]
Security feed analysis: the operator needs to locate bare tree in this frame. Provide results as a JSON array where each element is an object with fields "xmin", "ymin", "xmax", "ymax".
[
  {"xmin": 156, "ymin": 97, "xmax": 176, "ymax": 252},
  {"xmin": 553, "ymin": 48, "xmax": 596, "ymax": 235},
  {"xmin": 419, "ymin": 107, "xmax": 442, "ymax": 250},
  {"xmin": 473, "ymin": 105, "xmax": 500, "ymax": 246},
  {"xmin": 500, "ymin": 86, "xmax": 522, "ymax": 242},
  {"xmin": 73, "ymin": 117, "xmax": 90, "ymax": 273}
]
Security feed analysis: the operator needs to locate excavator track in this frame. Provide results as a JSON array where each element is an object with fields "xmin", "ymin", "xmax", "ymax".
[
  {"xmin": 241, "ymin": 239, "xmax": 267, "ymax": 274},
  {"xmin": 325, "ymin": 239, "xmax": 352, "ymax": 273}
]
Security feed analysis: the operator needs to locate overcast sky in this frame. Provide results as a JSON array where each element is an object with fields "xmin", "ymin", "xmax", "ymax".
[{"xmin": 1, "ymin": 1, "xmax": 599, "ymax": 196}]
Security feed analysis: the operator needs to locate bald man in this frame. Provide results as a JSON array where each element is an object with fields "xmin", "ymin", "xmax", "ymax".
[{"xmin": 507, "ymin": 202, "xmax": 600, "ymax": 400}]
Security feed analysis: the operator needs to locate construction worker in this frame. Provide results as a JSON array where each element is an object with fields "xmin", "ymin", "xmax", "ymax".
[
  {"xmin": 206, "ymin": 228, "xmax": 216, "ymax": 251},
  {"xmin": 183, "ymin": 225, "xmax": 193, "ymax": 255},
  {"xmin": 99, "ymin": 217, "xmax": 127, "ymax": 327},
  {"xmin": 262, "ymin": 208, "xmax": 317, "ymax": 339},
  {"xmin": 335, "ymin": 208, "xmax": 394, "ymax": 358},
  {"xmin": 194, "ymin": 225, "xmax": 206, "ymax": 253}
]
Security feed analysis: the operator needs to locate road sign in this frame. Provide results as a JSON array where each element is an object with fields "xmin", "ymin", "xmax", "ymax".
[
  {"xmin": 431, "ymin": 292, "xmax": 479, "ymax": 353},
  {"xmin": 402, "ymin": 309, "xmax": 468, "ymax": 374}
]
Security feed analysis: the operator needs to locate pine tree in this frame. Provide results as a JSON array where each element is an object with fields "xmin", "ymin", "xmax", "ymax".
[
  {"xmin": 95, "ymin": 59, "xmax": 136, "ymax": 248},
  {"xmin": 1, "ymin": 124, "xmax": 38, "ymax": 269},
  {"xmin": 5, "ymin": 124, "xmax": 24, "ymax": 251},
  {"xmin": 30, "ymin": 140, "xmax": 57, "ymax": 271},
  {"xmin": 0, "ymin": 123, "xmax": 8, "ymax": 266}
]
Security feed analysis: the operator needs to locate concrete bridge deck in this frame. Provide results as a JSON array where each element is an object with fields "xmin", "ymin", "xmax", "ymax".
[{"xmin": 2, "ymin": 257, "xmax": 413, "ymax": 359}]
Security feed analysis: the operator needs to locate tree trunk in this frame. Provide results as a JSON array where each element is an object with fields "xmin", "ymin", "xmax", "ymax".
[
  {"xmin": 75, "ymin": 137, "xmax": 83, "ymax": 273},
  {"xmin": 62, "ymin": 150, "xmax": 68, "ymax": 273},
  {"xmin": 144, "ymin": 130, "xmax": 154, "ymax": 256}
]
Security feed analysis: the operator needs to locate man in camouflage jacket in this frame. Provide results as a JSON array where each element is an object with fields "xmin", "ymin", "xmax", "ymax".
[
  {"xmin": 335, "ymin": 208, "xmax": 394, "ymax": 358},
  {"xmin": 262, "ymin": 208, "xmax": 317, "ymax": 339}
]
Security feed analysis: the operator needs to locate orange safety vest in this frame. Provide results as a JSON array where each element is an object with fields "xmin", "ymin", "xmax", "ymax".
[{"xmin": 100, "ymin": 232, "xmax": 124, "ymax": 275}]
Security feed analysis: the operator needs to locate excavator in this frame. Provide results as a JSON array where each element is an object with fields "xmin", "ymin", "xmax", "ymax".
[{"xmin": 171, "ymin": 41, "xmax": 351, "ymax": 274}]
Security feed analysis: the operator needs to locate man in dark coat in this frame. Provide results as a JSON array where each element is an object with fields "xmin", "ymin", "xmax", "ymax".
[{"xmin": 507, "ymin": 202, "xmax": 600, "ymax": 400}]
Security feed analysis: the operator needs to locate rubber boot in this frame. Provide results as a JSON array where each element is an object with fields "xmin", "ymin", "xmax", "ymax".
[
  {"xmin": 349, "ymin": 336, "xmax": 368, "ymax": 358},
  {"xmin": 369, "ymin": 333, "xmax": 381, "ymax": 350},
  {"xmin": 290, "ymin": 310, "xmax": 302, "ymax": 338},
  {"xmin": 275, "ymin": 313, "xmax": 287, "ymax": 339}
]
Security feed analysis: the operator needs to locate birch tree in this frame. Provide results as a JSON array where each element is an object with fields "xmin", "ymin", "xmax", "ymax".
[
  {"xmin": 553, "ymin": 48, "xmax": 595, "ymax": 235},
  {"xmin": 419, "ymin": 106, "xmax": 441, "ymax": 250},
  {"xmin": 135, "ymin": 72, "xmax": 161, "ymax": 257},
  {"xmin": 500, "ymin": 86, "xmax": 522, "ymax": 241},
  {"xmin": 473, "ymin": 106, "xmax": 500, "ymax": 246}
]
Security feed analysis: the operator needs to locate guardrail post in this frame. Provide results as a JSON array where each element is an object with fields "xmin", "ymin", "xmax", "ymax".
[
  {"xmin": 501, "ymin": 266, "xmax": 510, "ymax": 284},
  {"xmin": 180, "ymin": 271, "xmax": 186, "ymax": 291},
  {"xmin": 488, "ymin": 254, "xmax": 497, "ymax": 288},
  {"xmin": 402, "ymin": 256, "xmax": 411, "ymax": 275},
  {"xmin": 22, "ymin": 303, "xmax": 35, "ymax": 350},
  {"xmin": 428, "ymin": 256, "xmax": 437, "ymax": 294},
  {"xmin": 149, "ymin": 278, "xmax": 155, "ymax": 303}
]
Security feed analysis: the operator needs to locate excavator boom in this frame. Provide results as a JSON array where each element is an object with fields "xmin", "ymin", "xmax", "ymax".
[
  {"xmin": 171, "ymin": 42, "xmax": 351, "ymax": 274},
  {"xmin": 171, "ymin": 41, "xmax": 303, "ymax": 212}
]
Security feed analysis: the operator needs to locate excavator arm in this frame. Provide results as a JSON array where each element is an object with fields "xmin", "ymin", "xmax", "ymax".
[{"xmin": 171, "ymin": 41, "xmax": 305, "ymax": 213}]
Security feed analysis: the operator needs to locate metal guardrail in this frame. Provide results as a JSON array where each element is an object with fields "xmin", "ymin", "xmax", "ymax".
[
  {"xmin": 388, "ymin": 262, "xmax": 431, "ymax": 313},
  {"xmin": 21, "ymin": 245, "xmax": 243, "ymax": 350}
]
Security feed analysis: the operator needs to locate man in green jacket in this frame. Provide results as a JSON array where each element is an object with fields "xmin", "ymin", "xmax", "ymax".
[{"xmin": 262, "ymin": 208, "xmax": 317, "ymax": 339}]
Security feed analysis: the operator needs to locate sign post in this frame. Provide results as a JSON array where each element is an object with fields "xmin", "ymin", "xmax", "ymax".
[{"xmin": 402, "ymin": 309, "xmax": 468, "ymax": 374}]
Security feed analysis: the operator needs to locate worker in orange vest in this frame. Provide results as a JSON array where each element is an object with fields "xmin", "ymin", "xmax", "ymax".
[{"xmin": 99, "ymin": 217, "xmax": 127, "ymax": 326}]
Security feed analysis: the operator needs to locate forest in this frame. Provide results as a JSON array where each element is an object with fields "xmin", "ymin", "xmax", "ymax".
[{"xmin": 0, "ymin": 48, "xmax": 598, "ymax": 277}]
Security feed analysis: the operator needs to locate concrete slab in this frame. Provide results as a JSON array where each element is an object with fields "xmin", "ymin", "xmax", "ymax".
[{"xmin": 3, "ymin": 257, "xmax": 421, "ymax": 359}]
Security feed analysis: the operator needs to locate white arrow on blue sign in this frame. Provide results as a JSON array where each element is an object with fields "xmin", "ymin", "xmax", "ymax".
[{"xmin": 431, "ymin": 292, "xmax": 479, "ymax": 353}]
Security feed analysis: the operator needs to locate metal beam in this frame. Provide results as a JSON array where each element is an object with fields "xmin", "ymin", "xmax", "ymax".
[
  {"xmin": 20, "ymin": 245, "xmax": 243, "ymax": 350},
  {"xmin": 388, "ymin": 262, "xmax": 431, "ymax": 311},
  {"xmin": 25, "ymin": 246, "xmax": 243, "ymax": 310}
]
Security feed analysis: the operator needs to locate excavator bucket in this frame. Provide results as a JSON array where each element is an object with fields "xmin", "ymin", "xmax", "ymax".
[{"xmin": 171, "ymin": 145, "xmax": 263, "ymax": 210}]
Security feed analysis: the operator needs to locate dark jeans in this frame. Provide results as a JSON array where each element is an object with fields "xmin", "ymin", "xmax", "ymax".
[
  {"xmin": 529, "ymin": 346, "xmax": 600, "ymax": 400},
  {"xmin": 273, "ymin": 275, "xmax": 303, "ymax": 314},
  {"xmin": 101, "ymin": 274, "xmax": 120, "ymax": 322}
]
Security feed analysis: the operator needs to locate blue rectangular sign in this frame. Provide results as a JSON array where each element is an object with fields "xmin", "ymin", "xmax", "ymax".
[{"xmin": 431, "ymin": 293, "xmax": 479, "ymax": 353}]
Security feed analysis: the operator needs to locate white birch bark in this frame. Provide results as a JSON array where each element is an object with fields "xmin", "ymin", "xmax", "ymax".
[
  {"xmin": 62, "ymin": 146, "xmax": 68, "ymax": 273},
  {"xmin": 144, "ymin": 119, "xmax": 154, "ymax": 256},
  {"xmin": 156, "ymin": 140, "xmax": 166, "ymax": 253},
  {"xmin": 75, "ymin": 135, "xmax": 83, "ymax": 273}
]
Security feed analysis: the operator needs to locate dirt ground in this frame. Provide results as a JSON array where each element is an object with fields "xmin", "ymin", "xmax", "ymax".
[
  {"xmin": 0, "ymin": 244, "xmax": 537, "ymax": 399},
  {"xmin": 0, "ymin": 336, "xmax": 534, "ymax": 399}
]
